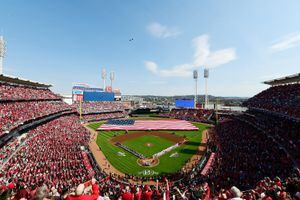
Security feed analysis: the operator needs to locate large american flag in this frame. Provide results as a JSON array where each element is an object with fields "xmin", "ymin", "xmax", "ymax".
[{"xmin": 97, "ymin": 120, "xmax": 198, "ymax": 131}]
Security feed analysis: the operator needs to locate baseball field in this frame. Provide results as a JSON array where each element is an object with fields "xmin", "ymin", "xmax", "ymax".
[{"xmin": 88, "ymin": 120, "xmax": 209, "ymax": 177}]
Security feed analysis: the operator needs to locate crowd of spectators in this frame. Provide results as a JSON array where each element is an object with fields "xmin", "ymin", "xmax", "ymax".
[
  {"xmin": 0, "ymin": 79, "xmax": 299, "ymax": 199},
  {"xmin": 0, "ymin": 100, "xmax": 71, "ymax": 135},
  {"xmin": 0, "ymin": 115, "xmax": 93, "ymax": 193},
  {"xmin": 73, "ymin": 101, "xmax": 129, "ymax": 114},
  {"xmin": 1, "ymin": 166, "xmax": 299, "ymax": 199},
  {"xmin": 0, "ymin": 137, "xmax": 23, "ymax": 166},
  {"xmin": 207, "ymin": 119, "xmax": 294, "ymax": 192},
  {"xmin": 237, "ymin": 111, "xmax": 300, "ymax": 163},
  {"xmin": 0, "ymin": 83, "xmax": 59, "ymax": 101},
  {"xmin": 244, "ymin": 83, "xmax": 300, "ymax": 118},
  {"xmin": 72, "ymin": 101, "xmax": 128, "ymax": 122},
  {"xmin": 163, "ymin": 108, "xmax": 213, "ymax": 122},
  {"xmin": 81, "ymin": 112, "xmax": 125, "ymax": 122}
]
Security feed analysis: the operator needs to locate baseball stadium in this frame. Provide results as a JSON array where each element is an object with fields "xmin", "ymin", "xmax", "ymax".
[{"xmin": 0, "ymin": 2, "xmax": 300, "ymax": 200}]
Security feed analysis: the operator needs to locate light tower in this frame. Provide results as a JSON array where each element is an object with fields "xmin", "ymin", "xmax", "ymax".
[
  {"xmin": 204, "ymin": 68, "xmax": 209, "ymax": 109},
  {"xmin": 193, "ymin": 70, "xmax": 198, "ymax": 109},
  {"xmin": 0, "ymin": 36, "xmax": 6, "ymax": 75},
  {"xmin": 110, "ymin": 71, "xmax": 115, "ymax": 90},
  {"xmin": 101, "ymin": 68, "xmax": 107, "ymax": 90}
]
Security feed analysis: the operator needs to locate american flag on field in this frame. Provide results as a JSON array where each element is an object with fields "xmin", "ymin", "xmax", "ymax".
[{"xmin": 97, "ymin": 120, "xmax": 198, "ymax": 131}]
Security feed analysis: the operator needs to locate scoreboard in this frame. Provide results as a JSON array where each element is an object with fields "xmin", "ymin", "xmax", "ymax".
[{"xmin": 175, "ymin": 99, "xmax": 195, "ymax": 108}]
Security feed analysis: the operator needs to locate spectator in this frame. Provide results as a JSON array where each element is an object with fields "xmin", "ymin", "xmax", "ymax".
[
  {"xmin": 121, "ymin": 186, "xmax": 133, "ymax": 200},
  {"xmin": 66, "ymin": 178, "xmax": 99, "ymax": 200}
]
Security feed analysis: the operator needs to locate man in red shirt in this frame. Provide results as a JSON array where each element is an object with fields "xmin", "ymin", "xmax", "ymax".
[
  {"xmin": 122, "ymin": 186, "xmax": 133, "ymax": 200},
  {"xmin": 66, "ymin": 178, "xmax": 99, "ymax": 200},
  {"xmin": 134, "ymin": 187, "xmax": 142, "ymax": 200},
  {"xmin": 142, "ymin": 185, "xmax": 153, "ymax": 200}
]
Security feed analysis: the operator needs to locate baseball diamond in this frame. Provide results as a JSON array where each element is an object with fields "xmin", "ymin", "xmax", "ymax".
[
  {"xmin": 88, "ymin": 120, "xmax": 210, "ymax": 177},
  {"xmin": 1, "ymin": 4, "xmax": 299, "ymax": 199}
]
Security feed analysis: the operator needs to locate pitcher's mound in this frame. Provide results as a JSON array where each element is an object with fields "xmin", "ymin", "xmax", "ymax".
[{"xmin": 144, "ymin": 142, "xmax": 153, "ymax": 147}]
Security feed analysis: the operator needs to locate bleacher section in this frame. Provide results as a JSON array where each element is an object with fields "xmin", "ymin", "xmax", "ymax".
[
  {"xmin": 208, "ymin": 118, "xmax": 294, "ymax": 191},
  {"xmin": 73, "ymin": 101, "xmax": 128, "ymax": 114},
  {"xmin": 0, "ymin": 77, "xmax": 96, "ymax": 192},
  {"xmin": 0, "ymin": 82, "xmax": 60, "ymax": 101},
  {"xmin": 73, "ymin": 101, "xmax": 128, "ymax": 122},
  {"xmin": 81, "ymin": 112, "xmax": 125, "ymax": 122},
  {"xmin": 0, "ymin": 74, "xmax": 299, "ymax": 200},
  {"xmin": 163, "ymin": 108, "xmax": 213, "ymax": 122},
  {"xmin": 244, "ymin": 83, "xmax": 300, "ymax": 119},
  {"xmin": 0, "ymin": 100, "xmax": 71, "ymax": 135}
]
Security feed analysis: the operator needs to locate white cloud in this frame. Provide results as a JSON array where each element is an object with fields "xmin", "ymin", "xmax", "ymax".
[
  {"xmin": 192, "ymin": 35, "xmax": 211, "ymax": 66},
  {"xmin": 145, "ymin": 34, "xmax": 236, "ymax": 77},
  {"xmin": 147, "ymin": 22, "xmax": 181, "ymax": 38},
  {"xmin": 270, "ymin": 32, "xmax": 300, "ymax": 52},
  {"xmin": 145, "ymin": 61, "xmax": 158, "ymax": 74},
  {"xmin": 205, "ymin": 48, "xmax": 236, "ymax": 68},
  {"xmin": 145, "ymin": 61, "xmax": 192, "ymax": 77}
]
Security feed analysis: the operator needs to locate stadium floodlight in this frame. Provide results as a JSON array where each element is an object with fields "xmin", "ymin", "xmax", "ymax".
[
  {"xmin": 101, "ymin": 68, "xmax": 107, "ymax": 90},
  {"xmin": 0, "ymin": 36, "xmax": 6, "ymax": 75},
  {"xmin": 204, "ymin": 68, "xmax": 209, "ymax": 109},
  {"xmin": 110, "ymin": 71, "xmax": 115, "ymax": 90},
  {"xmin": 193, "ymin": 70, "xmax": 198, "ymax": 108}
]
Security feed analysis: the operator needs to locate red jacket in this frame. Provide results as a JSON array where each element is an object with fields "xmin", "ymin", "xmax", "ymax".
[
  {"xmin": 66, "ymin": 183, "xmax": 99, "ymax": 200},
  {"xmin": 142, "ymin": 190, "xmax": 153, "ymax": 200},
  {"xmin": 122, "ymin": 192, "xmax": 133, "ymax": 200},
  {"xmin": 134, "ymin": 191, "xmax": 142, "ymax": 200}
]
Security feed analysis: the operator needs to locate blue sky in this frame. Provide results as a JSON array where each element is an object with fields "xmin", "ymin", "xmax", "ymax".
[{"xmin": 0, "ymin": 0, "xmax": 299, "ymax": 97}]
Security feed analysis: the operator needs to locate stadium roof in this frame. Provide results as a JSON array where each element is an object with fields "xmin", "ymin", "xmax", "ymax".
[
  {"xmin": 263, "ymin": 73, "xmax": 300, "ymax": 86},
  {"xmin": 0, "ymin": 74, "xmax": 52, "ymax": 88}
]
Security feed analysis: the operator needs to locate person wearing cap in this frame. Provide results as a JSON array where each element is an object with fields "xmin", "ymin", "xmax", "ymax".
[{"xmin": 66, "ymin": 178, "xmax": 99, "ymax": 200}]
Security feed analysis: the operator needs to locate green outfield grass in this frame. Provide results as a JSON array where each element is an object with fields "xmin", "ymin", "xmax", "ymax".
[
  {"xmin": 87, "ymin": 120, "xmax": 210, "ymax": 177},
  {"xmin": 122, "ymin": 135, "xmax": 174, "ymax": 157}
]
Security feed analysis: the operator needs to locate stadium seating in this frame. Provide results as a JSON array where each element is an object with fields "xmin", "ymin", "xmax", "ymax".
[
  {"xmin": 164, "ymin": 108, "xmax": 213, "ymax": 122},
  {"xmin": 0, "ymin": 115, "xmax": 93, "ymax": 191},
  {"xmin": 73, "ymin": 101, "xmax": 128, "ymax": 122},
  {"xmin": 81, "ymin": 112, "xmax": 125, "ymax": 122},
  {"xmin": 73, "ymin": 101, "xmax": 128, "ymax": 114},
  {"xmin": 1, "ymin": 78, "xmax": 299, "ymax": 200},
  {"xmin": 0, "ymin": 83, "xmax": 60, "ymax": 100},
  {"xmin": 237, "ymin": 111, "xmax": 300, "ymax": 163},
  {"xmin": 207, "ymin": 119, "xmax": 294, "ymax": 191},
  {"xmin": 0, "ymin": 100, "xmax": 71, "ymax": 135},
  {"xmin": 244, "ymin": 83, "xmax": 300, "ymax": 119}
]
